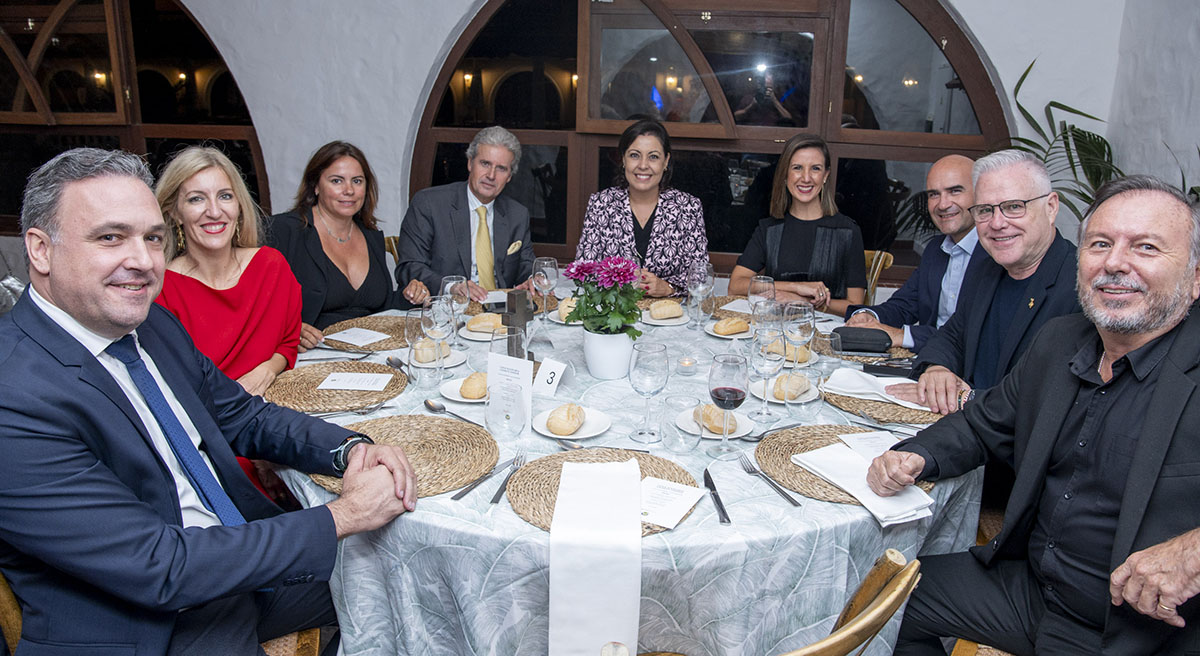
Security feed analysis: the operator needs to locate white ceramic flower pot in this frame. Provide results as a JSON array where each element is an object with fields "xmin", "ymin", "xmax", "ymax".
[{"xmin": 582, "ymin": 328, "xmax": 635, "ymax": 380}]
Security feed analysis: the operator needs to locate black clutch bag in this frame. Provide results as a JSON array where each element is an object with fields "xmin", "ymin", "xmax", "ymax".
[{"xmin": 832, "ymin": 326, "xmax": 892, "ymax": 353}]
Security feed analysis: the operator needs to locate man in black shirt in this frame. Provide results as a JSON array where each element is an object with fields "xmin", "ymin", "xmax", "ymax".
[
  {"xmin": 869, "ymin": 175, "xmax": 1200, "ymax": 654},
  {"xmin": 886, "ymin": 150, "xmax": 1080, "ymax": 415}
]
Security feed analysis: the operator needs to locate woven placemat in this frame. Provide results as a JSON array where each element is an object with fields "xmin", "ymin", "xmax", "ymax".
[
  {"xmin": 309, "ymin": 415, "xmax": 498, "ymax": 498},
  {"xmin": 322, "ymin": 315, "xmax": 414, "ymax": 351},
  {"xmin": 507, "ymin": 449, "xmax": 698, "ymax": 536},
  {"xmin": 263, "ymin": 362, "xmax": 406, "ymax": 412},
  {"xmin": 466, "ymin": 290, "xmax": 558, "ymax": 316},
  {"xmin": 812, "ymin": 340, "xmax": 915, "ymax": 364},
  {"xmin": 823, "ymin": 391, "xmax": 941, "ymax": 425},
  {"xmin": 755, "ymin": 425, "xmax": 933, "ymax": 505}
]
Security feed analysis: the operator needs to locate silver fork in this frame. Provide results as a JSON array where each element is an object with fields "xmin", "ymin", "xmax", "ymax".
[
  {"xmin": 738, "ymin": 452, "xmax": 801, "ymax": 506},
  {"xmin": 311, "ymin": 399, "xmax": 389, "ymax": 418},
  {"xmin": 489, "ymin": 449, "xmax": 526, "ymax": 505}
]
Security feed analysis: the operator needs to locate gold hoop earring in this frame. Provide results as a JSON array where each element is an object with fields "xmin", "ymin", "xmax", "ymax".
[{"xmin": 174, "ymin": 222, "xmax": 186, "ymax": 253}]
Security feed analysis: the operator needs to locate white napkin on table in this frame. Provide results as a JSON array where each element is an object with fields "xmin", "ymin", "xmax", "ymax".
[
  {"xmin": 791, "ymin": 443, "xmax": 933, "ymax": 527},
  {"xmin": 549, "ymin": 460, "xmax": 642, "ymax": 656},
  {"xmin": 821, "ymin": 368, "xmax": 930, "ymax": 411}
]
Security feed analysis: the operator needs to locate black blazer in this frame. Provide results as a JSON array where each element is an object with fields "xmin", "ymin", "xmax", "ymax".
[
  {"xmin": 913, "ymin": 231, "xmax": 1079, "ymax": 387},
  {"xmin": 901, "ymin": 308, "xmax": 1200, "ymax": 654},
  {"xmin": 267, "ymin": 210, "xmax": 408, "ymax": 328}
]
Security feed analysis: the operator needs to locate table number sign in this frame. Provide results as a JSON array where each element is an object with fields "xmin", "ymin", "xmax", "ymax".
[{"xmin": 532, "ymin": 358, "xmax": 569, "ymax": 397}]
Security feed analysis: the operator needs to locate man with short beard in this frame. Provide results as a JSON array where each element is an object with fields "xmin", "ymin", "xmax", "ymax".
[{"xmin": 868, "ymin": 175, "xmax": 1200, "ymax": 654}]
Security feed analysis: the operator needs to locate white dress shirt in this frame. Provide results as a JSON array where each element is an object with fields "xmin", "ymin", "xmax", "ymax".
[
  {"xmin": 466, "ymin": 187, "xmax": 496, "ymax": 286},
  {"xmin": 29, "ymin": 286, "xmax": 221, "ymax": 528}
]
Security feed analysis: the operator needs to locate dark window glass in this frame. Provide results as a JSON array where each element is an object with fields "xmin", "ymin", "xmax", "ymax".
[
  {"xmin": 145, "ymin": 138, "xmax": 261, "ymax": 207},
  {"xmin": 599, "ymin": 146, "xmax": 778, "ymax": 253},
  {"xmin": 434, "ymin": 0, "xmax": 576, "ymax": 129},
  {"xmin": 0, "ymin": 132, "xmax": 121, "ymax": 216},
  {"xmin": 431, "ymin": 142, "xmax": 568, "ymax": 245},
  {"xmin": 6, "ymin": 0, "xmax": 117, "ymax": 114},
  {"xmin": 834, "ymin": 157, "xmax": 934, "ymax": 251},
  {"xmin": 596, "ymin": 23, "xmax": 715, "ymax": 124},
  {"xmin": 128, "ymin": 0, "xmax": 251, "ymax": 124},
  {"xmin": 690, "ymin": 30, "xmax": 814, "ymax": 128},
  {"xmin": 844, "ymin": 0, "xmax": 980, "ymax": 135}
]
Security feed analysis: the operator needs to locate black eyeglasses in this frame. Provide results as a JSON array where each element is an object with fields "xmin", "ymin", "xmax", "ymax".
[{"xmin": 968, "ymin": 193, "xmax": 1051, "ymax": 223}]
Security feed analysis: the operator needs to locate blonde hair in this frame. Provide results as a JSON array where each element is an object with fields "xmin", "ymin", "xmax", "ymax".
[{"xmin": 155, "ymin": 146, "xmax": 261, "ymax": 259}]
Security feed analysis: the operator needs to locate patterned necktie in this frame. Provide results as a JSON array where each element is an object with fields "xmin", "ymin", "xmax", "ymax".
[
  {"xmin": 105, "ymin": 335, "xmax": 246, "ymax": 526},
  {"xmin": 475, "ymin": 205, "xmax": 496, "ymax": 290}
]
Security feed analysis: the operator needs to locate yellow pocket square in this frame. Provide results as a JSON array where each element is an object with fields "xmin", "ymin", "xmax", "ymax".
[{"xmin": 506, "ymin": 240, "xmax": 522, "ymax": 255}]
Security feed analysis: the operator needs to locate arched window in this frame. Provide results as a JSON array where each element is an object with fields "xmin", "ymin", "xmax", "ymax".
[
  {"xmin": 411, "ymin": 0, "xmax": 1010, "ymax": 278},
  {"xmin": 0, "ymin": 0, "xmax": 268, "ymax": 233}
]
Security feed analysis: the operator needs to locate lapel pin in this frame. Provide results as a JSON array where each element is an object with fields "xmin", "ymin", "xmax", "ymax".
[{"xmin": 1028, "ymin": 298, "xmax": 1035, "ymax": 309}]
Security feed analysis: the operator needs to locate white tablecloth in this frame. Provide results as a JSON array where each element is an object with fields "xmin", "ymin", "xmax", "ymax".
[{"xmin": 281, "ymin": 311, "xmax": 982, "ymax": 655}]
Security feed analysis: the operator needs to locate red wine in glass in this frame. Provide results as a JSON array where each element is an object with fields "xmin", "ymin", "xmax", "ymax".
[{"xmin": 710, "ymin": 386, "xmax": 747, "ymax": 410}]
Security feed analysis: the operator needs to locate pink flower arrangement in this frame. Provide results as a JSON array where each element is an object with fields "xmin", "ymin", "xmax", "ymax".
[{"xmin": 563, "ymin": 257, "xmax": 644, "ymax": 337}]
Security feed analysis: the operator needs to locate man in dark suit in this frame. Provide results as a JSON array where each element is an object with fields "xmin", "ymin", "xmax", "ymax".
[
  {"xmin": 869, "ymin": 175, "xmax": 1200, "ymax": 654},
  {"xmin": 887, "ymin": 150, "xmax": 1081, "ymax": 415},
  {"xmin": 845, "ymin": 155, "xmax": 990, "ymax": 352},
  {"xmin": 0, "ymin": 148, "xmax": 417, "ymax": 654},
  {"xmin": 396, "ymin": 126, "xmax": 536, "ymax": 301}
]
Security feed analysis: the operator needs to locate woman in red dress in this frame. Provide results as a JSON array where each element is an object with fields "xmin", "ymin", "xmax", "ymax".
[{"xmin": 154, "ymin": 146, "xmax": 302, "ymax": 500}]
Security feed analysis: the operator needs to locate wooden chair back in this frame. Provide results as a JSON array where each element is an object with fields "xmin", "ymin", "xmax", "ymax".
[
  {"xmin": 0, "ymin": 572, "xmax": 20, "ymax": 655},
  {"xmin": 778, "ymin": 549, "xmax": 921, "ymax": 656},
  {"xmin": 384, "ymin": 235, "xmax": 400, "ymax": 263},
  {"xmin": 863, "ymin": 250, "xmax": 894, "ymax": 305}
]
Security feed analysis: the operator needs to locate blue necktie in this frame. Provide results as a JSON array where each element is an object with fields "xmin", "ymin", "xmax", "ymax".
[{"xmin": 106, "ymin": 335, "xmax": 246, "ymax": 526}]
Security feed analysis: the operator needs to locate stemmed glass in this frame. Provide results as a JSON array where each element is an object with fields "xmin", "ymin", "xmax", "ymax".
[
  {"xmin": 752, "ymin": 299, "xmax": 782, "ymax": 331},
  {"xmin": 783, "ymin": 301, "xmax": 816, "ymax": 368},
  {"xmin": 748, "ymin": 329, "xmax": 785, "ymax": 424},
  {"xmin": 706, "ymin": 353, "xmax": 748, "ymax": 460},
  {"xmin": 748, "ymin": 275, "xmax": 775, "ymax": 307},
  {"xmin": 531, "ymin": 257, "xmax": 559, "ymax": 324},
  {"xmin": 686, "ymin": 261, "xmax": 716, "ymax": 331},
  {"xmin": 405, "ymin": 308, "xmax": 438, "ymax": 389},
  {"xmin": 424, "ymin": 295, "xmax": 456, "ymax": 379},
  {"xmin": 628, "ymin": 342, "xmax": 669, "ymax": 443},
  {"xmin": 440, "ymin": 275, "xmax": 469, "ymax": 351}
]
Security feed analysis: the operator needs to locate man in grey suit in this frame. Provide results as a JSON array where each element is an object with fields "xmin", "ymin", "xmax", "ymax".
[{"xmin": 396, "ymin": 126, "xmax": 536, "ymax": 302}]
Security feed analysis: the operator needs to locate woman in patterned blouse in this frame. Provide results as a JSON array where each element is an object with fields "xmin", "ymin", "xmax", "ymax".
[{"xmin": 575, "ymin": 119, "xmax": 709, "ymax": 297}]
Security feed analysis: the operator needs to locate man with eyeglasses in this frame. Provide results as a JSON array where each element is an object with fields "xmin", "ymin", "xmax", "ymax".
[
  {"xmin": 870, "ymin": 175, "xmax": 1200, "ymax": 654},
  {"xmin": 844, "ymin": 154, "xmax": 992, "ymax": 352},
  {"xmin": 887, "ymin": 149, "xmax": 1080, "ymax": 415}
]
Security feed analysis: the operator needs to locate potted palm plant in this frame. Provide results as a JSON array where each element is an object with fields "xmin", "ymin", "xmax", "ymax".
[{"xmin": 563, "ymin": 257, "xmax": 645, "ymax": 379}]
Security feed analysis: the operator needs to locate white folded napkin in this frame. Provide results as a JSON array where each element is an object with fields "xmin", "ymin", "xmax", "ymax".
[
  {"xmin": 549, "ymin": 460, "xmax": 642, "ymax": 655},
  {"xmin": 821, "ymin": 368, "xmax": 930, "ymax": 411},
  {"xmin": 791, "ymin": 443, "xmax": 933, "ymax": 527},
  {"xmin": 720, "ymin": 298, "xmax": 753, "ymax": 314}
]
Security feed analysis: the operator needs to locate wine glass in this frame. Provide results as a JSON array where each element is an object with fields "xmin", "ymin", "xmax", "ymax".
[
  {"xmin": 424, "ymin": 296, "xmax": 456, "ymax": 379},
  {"xmin": 748, "ymin": 275, "xmax": 775, "ymax": 307},
  {"xmin": 752, "ymin": 299, "xmax": 782, "ymax": 331},
  {"xmin": 531, "ymin": 257, "xmax": 559, "ymax": 324},
  {"xmin": 628, "ymin": 342, "xmax": 669, "ymax": 443},
  {"xmin": 783, "ymin": 301, "xmax": 816, "ymax": 369},
  {"xmin": 748, "ymin": 329, "xmax": 785, "ymax": 424},
  {"xmin": 440, "ymin": 275, "xmax": 469, "ymax": 351},
  {"xmin": 706, "ymin": 353, "xmax": 748, "ymax": 460},
  {"xmin": 405, "ymin": 308, "xmax": 440, "ymax": 389}
]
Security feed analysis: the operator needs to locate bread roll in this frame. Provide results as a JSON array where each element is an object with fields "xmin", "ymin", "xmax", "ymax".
[
  {"xmin": 460, "ymin": 372, "xmax": 487, "ymax": 399},
  {"xmin": 649, "ymin": 299, "xmax": 683, "ymax": 319},
  {"xmin": 547, "ymin": 403, "xmax": 586, "ymax": 436},
  {"xmin": 693, "ymin": 403, "xmax": 736, "ymax": 434},
  {"xmin": 767, "ymin": 340, "xmax": 811, "ymax": 363},
  {"xmin": 773, "ymin": 373, "xmax": 811, "ymax": 401},
  {"xmin": 467, "ymin": 312, "xmax": 502, "ymax": 333},
  {"xmin": 713, "ymin": 317, "xmax": 749, "ymax": 336},
  {"xmin": 412, "ymin": 338, "xmax": 451, "ymax": 363},
  {"xmin": 557, "ymin": 296, "xmax": 578, "ymax": 322}
]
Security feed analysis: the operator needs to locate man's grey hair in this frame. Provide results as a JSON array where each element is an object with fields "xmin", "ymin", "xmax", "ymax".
[
  {"xmin": 21, "ymin": 147, "xmax": 154, "ymax": 244},
  {"xmin": 971, "ymin": 149, "xmax": 1051, "ymax": 193},
  {"xmin": 1078, "ymin": 174, "xmax": 1200, "ymax": 268},
  {"xmin": 465, "ymin": 126, "xmax": 521, "ymax": 174}
]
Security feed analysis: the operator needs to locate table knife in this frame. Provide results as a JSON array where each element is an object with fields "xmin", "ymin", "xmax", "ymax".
[
  {"xmin": 489, "ymin": 462, "xmax": 520, "ymax": 505},
  {"xmin": 451, "ymin": 457, "xmax": 514, "ymax": 500},
  {"xmin": 846, "ymin": 416, "xmax": 919, "ymax": 438},
  {"xmin": 703, "ymin": 468, "xmax": 731, "ymax": 525}
]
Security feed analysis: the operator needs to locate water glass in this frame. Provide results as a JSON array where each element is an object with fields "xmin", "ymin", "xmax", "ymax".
[
  {"xmin": 811, "ymin": 332, "xmax": 842, "ymax": 380},
  {"xmin": 660, "ymin": 395, "xmax": 701, "ymax": 454},
  {"xmin": 440, "ymin": 275, "xmax": 469, "ymax": 351},
  {"xmin": 629, "ymin": 342, "xmax": 669, "ymax": 443},
  {"xmin": 485, "ymin": 382, "xmax": 526, "ymax": 440},
  {"xmin": 532, "ymin": 257, "xmax": 559, "ymax": 324},
  {"xmin": 490, "ymin": 325, "xmax": 527, "ymax": 360},
  {"xmin": 748, "ymin": 275, "xmax": 775, "ymax": 307},
  {"xmin": 786, "ymin": 370, "xmax": 823, "ymax": 422}
]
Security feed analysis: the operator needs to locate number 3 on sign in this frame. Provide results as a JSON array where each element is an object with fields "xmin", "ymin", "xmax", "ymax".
[{"xmin": 533, "ymin": 358, "xmax": 568, "ymax": 397}]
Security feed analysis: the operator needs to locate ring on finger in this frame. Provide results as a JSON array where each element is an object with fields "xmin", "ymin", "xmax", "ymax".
[{"xmin": 1159, "ymin": 603, "xmax": 1176, "ymax": 612}]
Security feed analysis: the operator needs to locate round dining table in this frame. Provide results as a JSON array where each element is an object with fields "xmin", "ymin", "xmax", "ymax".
[{"xmin": 279, "ymin": 306, "xmax": 982, "ymax": 656}]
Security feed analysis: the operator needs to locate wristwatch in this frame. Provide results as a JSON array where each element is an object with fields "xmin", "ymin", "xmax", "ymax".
[{"xmin": 331, "ymin": 433, "xmax": 374, "ymax": 474}]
